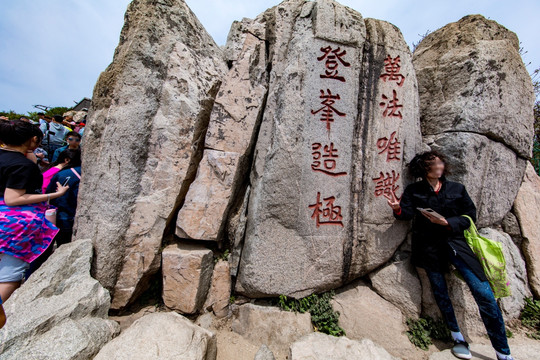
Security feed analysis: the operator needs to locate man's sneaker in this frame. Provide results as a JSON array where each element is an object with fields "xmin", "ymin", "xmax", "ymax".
[{"xmin": 451, "ymin": 340, "xmax": 472, "ymax": 360}]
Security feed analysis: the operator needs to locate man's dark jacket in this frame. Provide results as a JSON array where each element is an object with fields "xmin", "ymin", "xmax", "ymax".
[{"xmin": 394, "ymin": 176, "xmax": 487, "ymax": 281}]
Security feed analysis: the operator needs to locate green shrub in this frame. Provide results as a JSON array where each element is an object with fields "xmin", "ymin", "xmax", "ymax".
[
  {"xmin": 214, "ymin": 249, "xmax": 230, "ymax": 263},
  {"xmin": 406, "ymin": 316, "xmax": 451, "ymax": 350},
  {"xmin": 277, "ymin": 291, "xmax": 346, "ymax": 337},
  {"xmin": 520, "ymin": 297, "xmax": 540, "ymax": 340}
]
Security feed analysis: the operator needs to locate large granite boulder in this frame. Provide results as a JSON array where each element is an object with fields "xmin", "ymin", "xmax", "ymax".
[
  {"xmin": 74, "ymin": 0, "xmax": 228, "ymax": 309},
  {"xmin": 231, "ymin": 303, "xmax": 313, "ymax": 349},
  {"xmin": 235, "ymin": 0, "xmax": 422, "ymax": 299},
  {"xmin": 369, "ymin": 258, "xmax": 422, "ymax": 319},
  {"xmin": 413, "ymin": 15, "xmax": 534, "ymax": 227},
  {"xmin": 414, "ymin": 14, "xmax": 534, "ymax": 157},
  {"xmin": 176, "ymin": 20, "xmax": 268, "ymax": 241},
  {"xmin": 330, "ymin": 280, "xmax": 421, "ymax": 359},
  {"xmin": 0, "ymin": 240, "xmax": 119, "ymax": 359},
  {"xmin": 93, "ymin": 312, "xmax": 217, "ymax": 360},
  {"xmin": 513, "ymin": 162, "xmax": 540, "ymax": 298},
  {"xmin": 161, "ymin": 243, "xmax": 214, "ymax": 314},
  {"xmin": 288, "ymin": 333, "xmax": 399, "ymax": 360}
]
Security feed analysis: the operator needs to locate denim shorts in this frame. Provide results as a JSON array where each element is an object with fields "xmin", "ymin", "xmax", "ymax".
[{"xmin": 0, "ymin": 253, "xmax": 29, "ymax": 282}]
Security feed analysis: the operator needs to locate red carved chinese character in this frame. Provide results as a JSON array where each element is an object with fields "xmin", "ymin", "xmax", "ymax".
[
  {"xmin": 317, "ymin": 46, "xmax": 351, "ymax": 82},
  {"xmin": 376, "ymin": 131, "xmax": 401, "ymax": 162},
  {"xmin": 311, "ymin": 89, "xmax": 346, "ymax": 131},
  {"xmin": 379, "ymin": 90, "xmax": 403, "ymax": 119},
  {"xmin": 380, "ymin": 55, "xmax": 405, "ymax": 87},
  {"xmin": 311, "ymin": 142, "xmax": 348, "ymax": 177},
  {"xmin": 308, "ymin": 192, "xmax": 344, "ymax": 228},
  {"xmin": 372, "ymin": 170, "xmax": 401, "ymax": 199}
]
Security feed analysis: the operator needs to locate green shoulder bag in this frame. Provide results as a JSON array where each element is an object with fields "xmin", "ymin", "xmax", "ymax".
[{"xmin": 461, "ymin": 215, "xmax": 511, "ymax": 299}]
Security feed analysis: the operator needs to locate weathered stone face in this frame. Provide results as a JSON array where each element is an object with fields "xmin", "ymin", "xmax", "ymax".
[
  {"xmin": 203, "ymin": 259, "xmax": 232, "ymax": 318},
  {"xmin": 513, "ymin": 162, "xmax": 540, "ymax": 298},
  {"xmin": 288, "ymin": 331, "xmax": 399, "ymax": 360},
  {"xmin": 176, "ymin": 28, "xmax": 268, "ymax": 241},
  {"xmin": 162, "ymin": 243, "xmax": 214, "ymax": 314},
  {"xmin": 231, "ymin": 303, "xmax": 313, "ymax": 349},
  {"xmin": 413, "ymin": 14, "xmax": 534, "ymax": 227},
  {"xmin": 236, "ymin": 0, "xmax": 364, "ymax": 298},
  {"xmin": 0, "ymin": 240, "xmax": 119, "ymax": 359},
  {"xmin": 369, "ymin": 259, "xmax": 422, "ymax": 319},
  {"xmin": 94, "ymin": 312, "xmax": 217, "ymax": 360},
  {"xmin": 331, "ymin": 280, "xmax": 421, "ymax": 359},
  {"xmin": 235, "ymin": 0, "xmax": 421, "ymax": 298},
  {"xmin": 74, "ymin": 0, "xmax": 227, "ymax": 309},
  {"xmin": 413, "ymin": 15, "xmax": 534, "ymax": 159},
  {"xmin": 426, "ymin": 131, "xmax": 527, "ymax": 227}
]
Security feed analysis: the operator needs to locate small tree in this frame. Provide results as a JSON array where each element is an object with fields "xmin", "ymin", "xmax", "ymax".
[
  {"xmin": 44, "ymin": 106, "xmax": 72, "ymax": 117},
  {"xmin": 411, "ymin": 30, "xmax": 432, "ymax": 52}
]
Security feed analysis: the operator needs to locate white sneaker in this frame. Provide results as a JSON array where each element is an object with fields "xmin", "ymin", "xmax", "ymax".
[
  {"xmin": 451, "ymin": 340, "xmax": 472, "ymax": 360},
  {"xmin": 496, "ymin": 355, "xmax": 514, "ymax": 360}
]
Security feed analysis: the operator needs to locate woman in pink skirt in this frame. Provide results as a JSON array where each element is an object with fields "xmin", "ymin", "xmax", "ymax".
[{"xmin": 0, "ymin": 120, "xmax": 69, "ymax": 305}]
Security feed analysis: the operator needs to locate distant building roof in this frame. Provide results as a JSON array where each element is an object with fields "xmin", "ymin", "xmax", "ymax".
[{"xmin": 73, "ymin": 97, "xmax": 92, "ymax": 112}]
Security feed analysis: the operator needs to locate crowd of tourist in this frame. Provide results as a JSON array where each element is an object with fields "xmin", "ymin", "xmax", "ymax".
[{"xmin": 0, "ymin": 116, "xmax": 84, "ymax": 328}]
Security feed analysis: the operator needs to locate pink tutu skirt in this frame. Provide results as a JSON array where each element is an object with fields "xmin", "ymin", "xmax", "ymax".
[{"xmin": 0, "ymin": 199, "xmax": 58, "ymax": 263}]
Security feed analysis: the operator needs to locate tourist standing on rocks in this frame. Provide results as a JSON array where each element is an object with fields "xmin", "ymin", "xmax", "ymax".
[
  {"xmin": 40, "ymin": 115, "xmax": 70, "ymax": 157},
  {"xmin": 0, "ymin": 120, "xmax": 68, "ymax": 304},
  {"xmin": 42, "ymin": 147, "xmax": 80, "ymax": 193},
  {"xmin": 386, "ymin": 151, "xmax": 514, "ymax": 360},
  {"xmin": 45, "ymin": 148, "xmax": 81, "ymax": 247}
]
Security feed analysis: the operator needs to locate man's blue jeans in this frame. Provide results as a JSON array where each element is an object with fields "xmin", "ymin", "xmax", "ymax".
[{"xmin": 425, "ymin": 251, "xmax": 510, "ymax": 355}]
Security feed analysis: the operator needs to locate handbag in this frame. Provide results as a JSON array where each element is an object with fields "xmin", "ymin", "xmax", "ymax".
[{"xmin": 461, "ymin": 215, "xmax": 511, "ymax": 299}]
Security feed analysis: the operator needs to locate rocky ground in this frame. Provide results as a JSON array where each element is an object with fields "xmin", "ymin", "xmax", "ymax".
[
  {"xmin": 110, "ymin": 303, "xmax": 540, "ymax": 360},
  {"xmin": 2, "ymin": 239, "xmax": 537, "ymax": 360}
]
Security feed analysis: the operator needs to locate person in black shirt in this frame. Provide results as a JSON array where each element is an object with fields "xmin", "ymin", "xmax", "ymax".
[
  {"xmin": 0, "ymin": 120, "xmax": 68, "ymax": 306},
  {"xmin": 386, "ymin": 151, "xmax": 513, "ymax": 360}
]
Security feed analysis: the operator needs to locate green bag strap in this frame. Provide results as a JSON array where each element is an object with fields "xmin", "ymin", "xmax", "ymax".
[{"xmin": 461, "ymin": 215, "xmax": 478, "ymax": 236}]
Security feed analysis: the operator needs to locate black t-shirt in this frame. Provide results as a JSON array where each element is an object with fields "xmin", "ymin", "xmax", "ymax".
[{"xmin": 0, "ymin": 149, "xmax": 43, "ymax": 198}]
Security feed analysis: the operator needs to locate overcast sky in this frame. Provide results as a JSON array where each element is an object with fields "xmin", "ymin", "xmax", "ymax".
[{"xmin": 1, "ymin": 0, "xmax": 538, "ymax": 114}]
